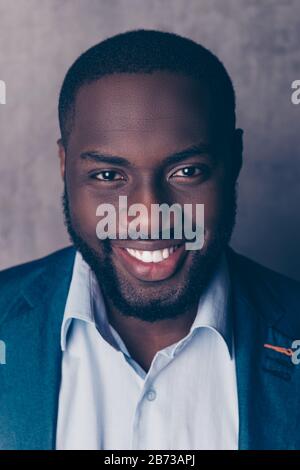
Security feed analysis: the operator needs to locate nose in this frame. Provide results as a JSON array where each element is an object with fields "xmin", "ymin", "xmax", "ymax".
[{"xmin": 119, "ymin": 179, "xmax": 176, "ymax": 240}]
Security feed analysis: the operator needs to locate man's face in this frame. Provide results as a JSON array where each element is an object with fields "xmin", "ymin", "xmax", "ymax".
[{"xmin": 59, "ymin": 71, "xmax": 241, "ymax": 321}]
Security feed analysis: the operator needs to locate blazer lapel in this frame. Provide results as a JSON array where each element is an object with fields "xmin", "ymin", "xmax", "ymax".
[
  {"xmin": 0, "ymin": 247, "xmax": 75, "ymax": 449},
  {"xmin": 228, "ymin": 249, "xmax": 300, "ymax": 450}
]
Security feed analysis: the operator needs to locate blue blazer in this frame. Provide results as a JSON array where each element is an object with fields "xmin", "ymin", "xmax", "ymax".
[{"xmin": 0, "ymin": 245, "xmax": 300, "ymax": 450}]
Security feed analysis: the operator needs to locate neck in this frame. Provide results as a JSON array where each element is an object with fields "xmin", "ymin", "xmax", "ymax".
[{"xmin": 104, "ymin": 299, "xmax": 199, "ymax": 373}]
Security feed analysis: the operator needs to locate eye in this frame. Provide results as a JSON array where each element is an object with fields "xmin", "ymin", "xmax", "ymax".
[
  {"xmin": 93, "ymin": 170, "xmax": 124, "ymax": 181},
  {"xmin": 170, "ymin": 165, "xmax": 209, "ymax": 179}
]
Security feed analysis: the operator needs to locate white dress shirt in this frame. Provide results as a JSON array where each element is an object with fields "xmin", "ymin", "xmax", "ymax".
[{"xmin": 55, "ymin": 250, "xmax": 239, "ymax": 450}]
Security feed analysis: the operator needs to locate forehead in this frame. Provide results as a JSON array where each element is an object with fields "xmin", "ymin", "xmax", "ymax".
[{"xmin": 68, "ymin": 71, "xmax": 214, "ymax": 156}]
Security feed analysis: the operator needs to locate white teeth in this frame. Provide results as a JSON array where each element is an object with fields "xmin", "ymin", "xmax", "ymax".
[
  {"xmin": 142, "ymin": 251, "xmax": 152, "ymax": 263},
  {"xmin": 134, "ymin": 250, "xmax": 143, "ymax": 261},
  {"xmin": 152, "ymin": 250, "xmax": 164, "ymax": 263},
  {"xmin": 125, "ymin": 245, "xmax": 179, "ymax": 263}
]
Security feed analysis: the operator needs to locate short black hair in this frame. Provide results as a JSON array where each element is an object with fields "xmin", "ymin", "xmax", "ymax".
[{"xmin": 58, "ymin": 29, "xmax": 236, "ymax": 148}]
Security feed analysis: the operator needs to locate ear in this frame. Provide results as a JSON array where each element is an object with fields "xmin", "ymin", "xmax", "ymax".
[
  {"xmin": 57, "ymin": 138, "xmax": 66, "ymax": 181},
  {"xmin": 231, "ymin": 128, "xmax": 243, "ymax": 182}
]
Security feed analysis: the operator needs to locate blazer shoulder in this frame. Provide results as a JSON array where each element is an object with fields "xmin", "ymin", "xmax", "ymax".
[
  {"xmin": 0, "ymin": 246, "xmax": 75, "ymax": 317},
  {"xmin": 227, "ymin": 247, "xmax": 300, "ymax": 330},
  {"xmin": 229, "ymin": 248, "xmax": 300, "ymax": 294}
]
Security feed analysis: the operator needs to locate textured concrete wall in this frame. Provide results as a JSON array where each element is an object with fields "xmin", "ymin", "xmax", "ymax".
[{"xmin": 0, "ymin": 0, "xmax": 299, "ymax": 279}]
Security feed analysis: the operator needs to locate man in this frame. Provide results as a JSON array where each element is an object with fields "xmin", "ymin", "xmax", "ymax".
[{"xmin": 0, "ymin": 29, "xmax": 300, "ymax": 450}]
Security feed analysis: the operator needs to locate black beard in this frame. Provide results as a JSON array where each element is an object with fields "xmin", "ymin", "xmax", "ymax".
[{"xmin": 62, "ymin": 186, "xmax": 237, "ymax": 322}]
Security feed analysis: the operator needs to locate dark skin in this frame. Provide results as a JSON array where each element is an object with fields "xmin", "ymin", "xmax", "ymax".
[{"xmin": 58, "ymin": 71, "xmax": 243, "ymax": 371}]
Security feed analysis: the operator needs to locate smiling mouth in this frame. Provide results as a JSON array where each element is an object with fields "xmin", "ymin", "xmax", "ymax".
[
  {"xmin": 112, "ymin": 242, "xmax": 188, "ymax": 282},
  {"xmin": 125, "ymin": 244, "xmax": 181, "ymax": 263}
]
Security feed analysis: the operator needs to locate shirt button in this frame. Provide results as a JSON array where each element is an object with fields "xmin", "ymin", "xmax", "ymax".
[{"xmin": 146, "ymin": 389, "xmax": 157, "ymax": 401}]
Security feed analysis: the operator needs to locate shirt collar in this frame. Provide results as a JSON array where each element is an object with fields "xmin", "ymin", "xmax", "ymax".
[
  {"xmin": 61, "ymin": 251, "xmax": 98, "ymax": 351},
  {"xmin": 61, "ymin": 250, "xmax": 232, "ymax": 357},
  {"xmin": 190, "ymin": 252, "xmax": 233, "ymax": 357},
  {"xmin": 61, "ymin": 250, "xmax": 121, "ymax": 352}
]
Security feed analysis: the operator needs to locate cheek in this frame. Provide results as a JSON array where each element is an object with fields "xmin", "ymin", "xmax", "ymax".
[
  {"xmin": 204, "ymin": 191, "xmax": 225, "ymax": 226},
  {"xmin": 196, "ymin": 181, "xmax": 231, "ymax": 237},
  {"xmin": 68, "ymin": 187, "xmax": 101, "ymax": 242},
  {"xmin": 68, "ymin": 184, "xmax": 129, "ymax": 248}
]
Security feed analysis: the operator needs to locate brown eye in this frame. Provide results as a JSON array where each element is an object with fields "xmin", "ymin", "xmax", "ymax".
[
  {"xmin": 171, "ymin": 166, "xmax": 203, "ymax": 178},
  {"xmin": 94, "ymin": 170, "xmax": 124, "ymax": 181}
]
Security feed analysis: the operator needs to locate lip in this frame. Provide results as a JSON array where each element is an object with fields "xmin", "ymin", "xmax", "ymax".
[{"xmin": 112, "ymin": 242, "xmax": 188, "ymax": 282}]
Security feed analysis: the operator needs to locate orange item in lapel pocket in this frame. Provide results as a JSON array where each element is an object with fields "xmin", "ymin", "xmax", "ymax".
[{"xmin": 264, "ymin": 343, "xmax": 293, "ymax": 357}]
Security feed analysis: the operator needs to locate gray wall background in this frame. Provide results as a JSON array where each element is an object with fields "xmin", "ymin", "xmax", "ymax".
[{"xmin": 0, "ymin": 0, "xmax": 299, "ymax": 280}]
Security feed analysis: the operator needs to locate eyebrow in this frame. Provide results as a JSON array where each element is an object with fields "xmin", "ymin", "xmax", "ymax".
[{"xmin": 80, "ymin": 143, "xmax": 212, "ymax": 167}]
